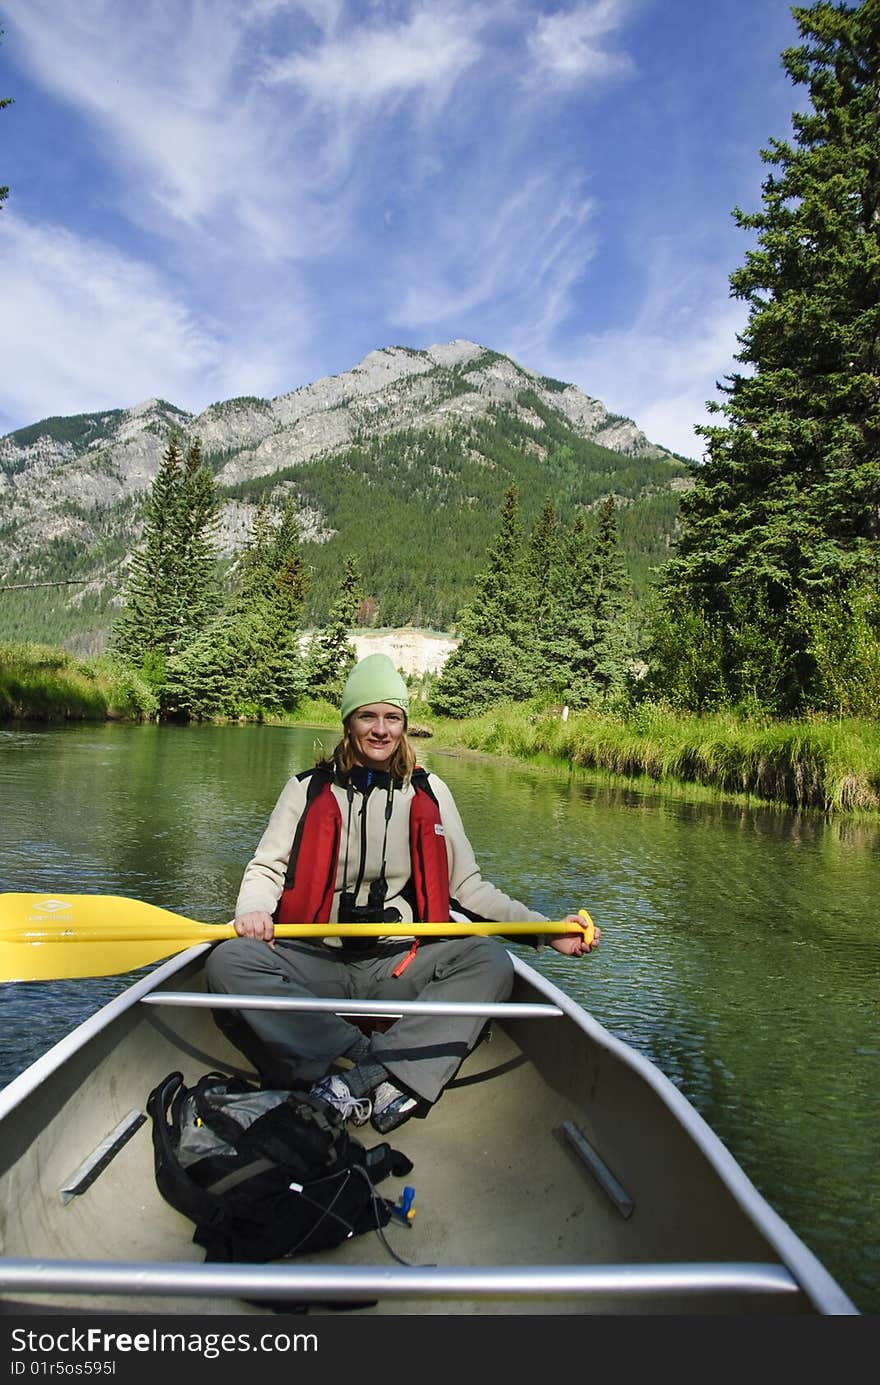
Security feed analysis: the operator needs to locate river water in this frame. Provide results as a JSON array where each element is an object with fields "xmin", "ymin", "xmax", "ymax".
[{"xmin": 1, "ymin": 721, "xmax": 878, "ymax": 1313}]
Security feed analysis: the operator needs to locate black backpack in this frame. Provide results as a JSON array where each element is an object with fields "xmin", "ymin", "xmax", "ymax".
[{"xmin": 147, "ymin": 1070, "xmax": 414, "ymax": 1264}]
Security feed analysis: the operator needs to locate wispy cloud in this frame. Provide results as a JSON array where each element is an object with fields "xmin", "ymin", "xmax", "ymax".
[
  {"xmin": 0, "ymin": 213, "xmax": 224, "ymax": 428},
  {"xmin": 2, "ymin": 0, "xmax": 611, "ymax": 425},
  {"xmin": 547, "ymin": 244, "xmax": 748, "ymax": 460},
  {"xmin": 390, "ymin": 169, "xmax": 596, "ymax": 348},
  {"xmin": 0, "ymin": 213, "xmax": 312, "ymax": 429},
  {"xmin": 4, "ymin": 0, "xmax": 352, "ymax": 260},
  {"xmin": 264, "ymin": 3, "xmax": 481, "ymax": 106},
  {"xmin": 526, "ymin": 0, "xmax": 637, "ymax": 85}
]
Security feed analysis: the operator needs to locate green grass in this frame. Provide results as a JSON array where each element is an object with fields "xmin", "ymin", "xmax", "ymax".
[
  {"xmin": 404, "ymin": 699, "xmax": 880, "ymax": 814},
  {"xmin": 0, "ymin": 643, "xmax": 158, "ymax": 721}
]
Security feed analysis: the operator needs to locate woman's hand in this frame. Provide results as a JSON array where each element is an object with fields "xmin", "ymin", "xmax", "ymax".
[
  {"xmin": 549, "ymin": 912, "xmax": 601, "ymax": 958},
  {"xmin": 234, "ymin": 911, "xmax": 276, "ymax": 944}
]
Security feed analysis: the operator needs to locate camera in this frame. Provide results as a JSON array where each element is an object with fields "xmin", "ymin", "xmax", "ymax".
[{"xmin": 338, "ymin": 879, "xmax": 402, "ymax": 926}]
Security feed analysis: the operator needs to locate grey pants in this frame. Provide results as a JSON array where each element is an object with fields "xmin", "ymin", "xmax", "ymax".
[{"xmin": 205, "ymin": 936, "xmax": 515, "ymax": 1104}]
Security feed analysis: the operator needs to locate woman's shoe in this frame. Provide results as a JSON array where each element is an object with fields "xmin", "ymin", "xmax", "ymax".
[
  {"xmin": 309, "ymin": 1073, "xmax": 372, "ymax": 1126},
  {"xmin": 370, "ymin": 1080, "xmax": 420, "ymax": 1134}
]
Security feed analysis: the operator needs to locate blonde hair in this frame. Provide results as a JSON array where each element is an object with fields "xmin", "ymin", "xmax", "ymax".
[{"xmin": 319, "ymin": 719, "xmax": 417, "ymax": 784}]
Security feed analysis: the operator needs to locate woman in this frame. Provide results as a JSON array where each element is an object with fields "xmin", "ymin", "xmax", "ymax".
[{"xmin": 206, "ymin": 652, "xmax": 599, "ymax": 1136}]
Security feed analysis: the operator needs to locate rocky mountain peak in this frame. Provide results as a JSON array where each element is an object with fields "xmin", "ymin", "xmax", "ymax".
[{"xmin": 0, "ymin": 340, "xmax": 685, "ymax": 648}]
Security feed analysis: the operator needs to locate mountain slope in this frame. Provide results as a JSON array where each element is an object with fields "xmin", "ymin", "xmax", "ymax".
[{"xmin": 0, "ymin": 341, "xmax": 693, "ymax": 650}]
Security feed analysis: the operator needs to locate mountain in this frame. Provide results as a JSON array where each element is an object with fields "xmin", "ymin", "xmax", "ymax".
[{"xmin": 0, "ymin": 340, "xmax": 694, "ymax": 652}]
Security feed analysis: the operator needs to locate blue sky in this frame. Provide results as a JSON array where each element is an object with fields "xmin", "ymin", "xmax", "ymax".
[{"xmin": 1, "ymin": 0, "xmax": 806, "ymax": 458}]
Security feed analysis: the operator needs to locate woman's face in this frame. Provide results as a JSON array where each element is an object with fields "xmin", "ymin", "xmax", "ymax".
[{"xmin": 348, "ymin": 702, "xmax": 406, "ymax": 771}]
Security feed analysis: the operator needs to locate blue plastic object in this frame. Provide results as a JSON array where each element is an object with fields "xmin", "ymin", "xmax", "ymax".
[{"xmin": 390, "ymin": 1185, "xmax": 416, "ymax": 1226}]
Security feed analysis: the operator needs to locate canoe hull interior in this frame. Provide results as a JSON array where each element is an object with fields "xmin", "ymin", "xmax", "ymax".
[{"xmin": 0, "ymin": 951, "xmax": 851, "ymax": 1315}]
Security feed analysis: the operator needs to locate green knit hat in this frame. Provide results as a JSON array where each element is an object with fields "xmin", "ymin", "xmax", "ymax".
[{"xmin": 340, "ymin": 653, "xmax": 409, "ymax": 723}]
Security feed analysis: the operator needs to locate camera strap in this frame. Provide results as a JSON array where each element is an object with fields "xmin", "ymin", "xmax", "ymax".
[
  {"xmin": 341, "ymin": 783, "xmax": 355, "ymax": 900},
  {"xmin": 341, "ymin": 779, "xmax": 394, "ymax": 909},
  {"xmin": 376, "ymin": 779, "xmax": 394, "ymax": 902}
]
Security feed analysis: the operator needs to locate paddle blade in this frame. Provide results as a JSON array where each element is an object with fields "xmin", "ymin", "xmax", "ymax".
[{"xmin": 0, "ymin": 893, "xmax": 232, "ymax": 983}]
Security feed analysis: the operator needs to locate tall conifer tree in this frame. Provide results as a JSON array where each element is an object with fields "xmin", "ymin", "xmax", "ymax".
[
  {"xmin": 165, "ymin": 499, "xmax": 308, "ymax": 718},
  {"xmin": 256, "ymin": 500, "xmax": 310, "ymax": 712},
  {"xmin": 590, "ymin": 497, "xmax": 631, "ymax": 700},
  {"xmin": 652, "ymin": 0, "xmax": 880, "ymax": 712},
  {"xmin": 175, "ymin": 438, "xmax": 221, "ymax": 643},
  {"xmin": 305, "ymin": 556, "xmax": 362, "ymax": 702},
  {"xmin": 555, "ymin": 516, "xmax": 599, "ymax": 708},
  {"xmin": 526, "ymin": 497, "xmax": 569, "ymax": 696},
  {"xmin": 433, "ymin": 485, "xmax": 536, "ymax": 716},
  {"xmin": 111, "ymin": 434, "xmax": 186, "ymax": 683},
  {"xmin": 112, "ymin": 432, "xmax": 221, "ymax": 693}
]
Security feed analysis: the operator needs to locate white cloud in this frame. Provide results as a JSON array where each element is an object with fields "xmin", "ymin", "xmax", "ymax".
[
  {"xmin": 556, "ymin": 290, "xmax": 748, "ymax": 459},
  {"xmin": 4, "ymin": 0, "xmax": 740, "ymax": 451},
  {"xmin": 3, "ymin": 1, "xmax": 491, "ymax": 271},
  {"xmin": 3, "ymin": 1, "xmax": 343, "ymax": 260},
  {"xmin": 0, "ymin": 213, "xmax": 309, "ymax": 428},
  {"xmin": 390, "ymin": 170, "xmax": 596, "ymax": 345},
  {"xmin": 527, "ymin": 0, "xmax": 636, "ymax": 85},
  {"xmin": 263, "ymin": 4, "xmax": 481, "ymax": 105}
]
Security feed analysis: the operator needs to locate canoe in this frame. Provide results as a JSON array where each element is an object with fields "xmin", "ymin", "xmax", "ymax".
[{"xmin": 0, "ymin": 943, "xmax": 859, "ymax": 1316}]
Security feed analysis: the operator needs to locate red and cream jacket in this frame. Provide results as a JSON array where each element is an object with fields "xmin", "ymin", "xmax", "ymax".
[{"xmin": 234, "ymin": 765, "xmax": 548, "ymax": 945}]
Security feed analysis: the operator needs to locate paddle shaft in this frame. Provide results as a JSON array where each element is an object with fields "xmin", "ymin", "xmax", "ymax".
[{"xmin": 0, "ymin": 894, "xmax": 595, "ymax": 983}]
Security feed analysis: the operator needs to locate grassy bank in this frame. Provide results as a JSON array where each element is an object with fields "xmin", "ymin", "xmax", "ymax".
[
  {"xmin": 3, "ymin": 644, "xmax": 878, "ymax": 812},
  {"xmin": 0, "ymin": 643, "xmax": 158, "ymax": 721},
  {"xmin": 411, "ymin": 700, "xmax": 880, "ymax": 814}
]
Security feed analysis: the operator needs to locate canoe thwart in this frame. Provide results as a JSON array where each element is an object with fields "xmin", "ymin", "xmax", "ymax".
[
  {"xmin": 0, "ymin": 1256, "xmax": 801, "ymax": 1303},
  {"xmin": 141, "ymin": 993, "xmax": 564, "ymax": 1019},
  {"xmin": 560, "ymin": 1120, "xmax": 635, "ymax": 1219},
  {"xmin": 59, "ymin": 1110, "xmax": 147, "ymax": 1205}
]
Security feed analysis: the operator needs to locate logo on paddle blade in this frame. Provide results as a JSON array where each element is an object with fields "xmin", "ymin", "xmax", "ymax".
[{"xmin": 33, "ymin": 898, "xmax": 73, "ymax": 914}]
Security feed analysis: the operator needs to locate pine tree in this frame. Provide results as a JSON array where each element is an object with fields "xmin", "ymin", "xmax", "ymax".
[
  {"xmin": 165, "ymin": 499, "xmax": 308, "ymax": 718},
  {"xmin": 555, "ymin": 516, "xmax": 600, "ymax": 708},
  {"xmin": 111, "ymin": 432, "xmax": 221, "ymax": 694},
  {"xmin": 526, "ymin": 497, "xmax": 561, "ymax": 618},
  {"xmin": 548, "ymin": 501, "xmax": 632, "ymax": 707},
  {"xmin": 432, "ymin": 485, "xmax": 537, "ymax": 716},
  {"xmin": 305, "ymin": 556, "xmax": 362, "ymax": 702},
  {"xmin": 652, "ymin": 0, "xmax": 880, "ymax": 713},
  {"xmin": 257, "ymin": 500, "xmax": 310, "ymax": 711},
  {"xmin": 590, "ymin": 497, "xmax": 632, "ymax": 701},
  {"xmin": 525, "ymin": 497, "xmax": 569, "ymax": 697},
  {"xmin": 175, "ymin": 437, "xmax": 221, "ymax": 643},
  {"xmin": 111, "ymin": 434, "xmax": 186, "ymax": 685}
]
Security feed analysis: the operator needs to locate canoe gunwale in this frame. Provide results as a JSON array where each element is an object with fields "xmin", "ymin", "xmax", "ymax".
[{"xmin": 0, "ymin": 945, "xmax": 212, "ymax": 1124}]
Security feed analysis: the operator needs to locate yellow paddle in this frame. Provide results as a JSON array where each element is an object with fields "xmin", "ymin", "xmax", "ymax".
[{"xmin": 0, "ymin": 894, "xmax": 596, "ymax": 983}]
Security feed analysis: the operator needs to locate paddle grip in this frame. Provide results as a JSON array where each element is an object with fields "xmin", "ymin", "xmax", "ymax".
[{"xmin": 578, "ymin": 909, "xmax": 596, "ymax": 947}]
